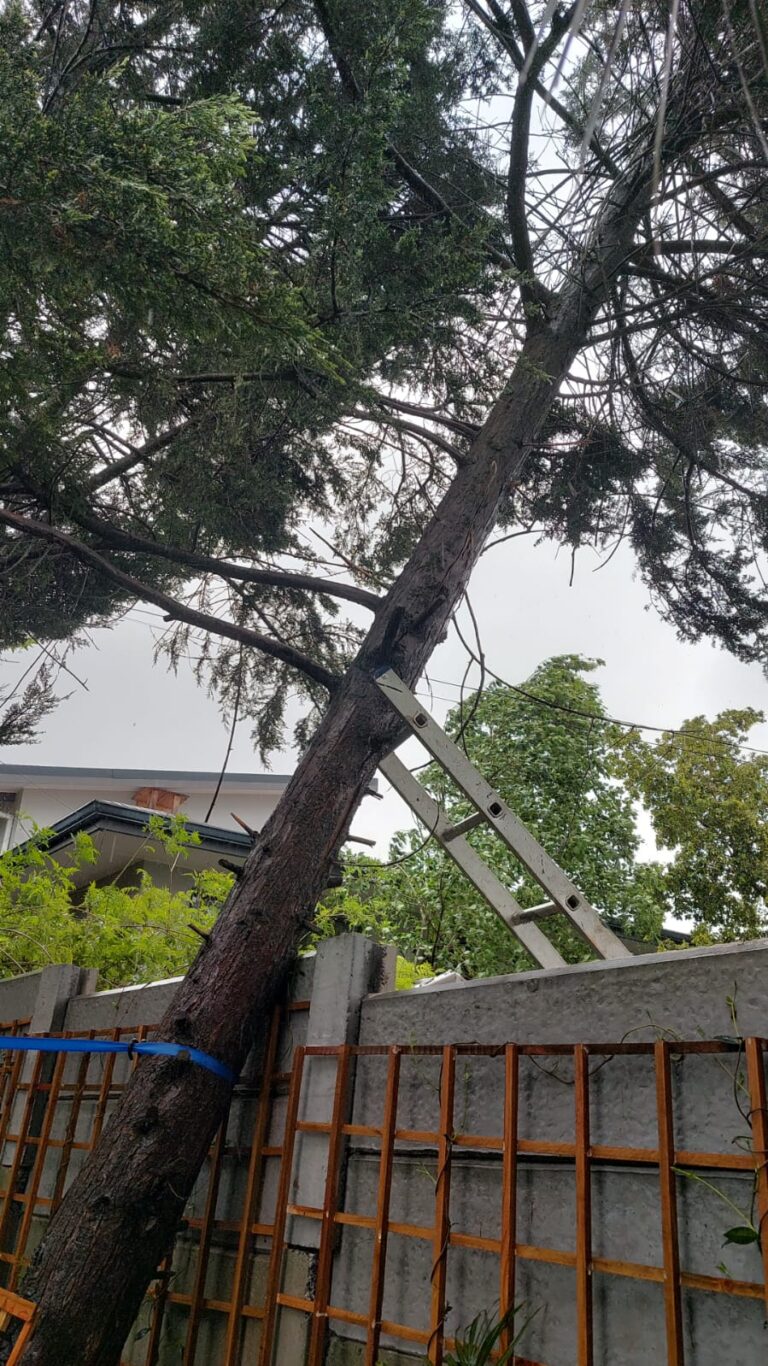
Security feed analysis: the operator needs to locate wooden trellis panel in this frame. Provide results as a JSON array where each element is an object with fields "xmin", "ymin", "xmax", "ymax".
[{"xmin": 0, "ymin": 1022, "xmax": 764, "ymax": 1365}]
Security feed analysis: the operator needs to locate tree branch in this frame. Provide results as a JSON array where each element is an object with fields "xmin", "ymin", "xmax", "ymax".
[
  {"xmin": 374, "ymin": 393, "xmax": 480, "ymax": 438},
  {"xmin": 72, "ymin": 515, "xmax": 381, "ymax": 610},
  {"xmin": 464, "ymin": 0, "xmax": 620, "ymax": 176},
  {"xmin": 0, "ymin": 510, "xmax": 339, "ymax": 690},
  {"xmin": 632, "ymin": 236, "xmax": 768, "ymax": 260},
  {"xmin": 86, "ymin": 422, "xmax": 191, "ymax": 491},
  {"xmin": 350, "ymin": 408, "xmax": 469, "ymax": 465},
  {"xmin": 505, "ymin": 5, "xmax": 571, "ymax": 305}
]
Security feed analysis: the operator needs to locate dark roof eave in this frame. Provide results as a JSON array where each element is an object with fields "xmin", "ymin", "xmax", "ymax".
[{"xmin": 22, "ymin": 801, "xmax": 253, "ymax": 860}]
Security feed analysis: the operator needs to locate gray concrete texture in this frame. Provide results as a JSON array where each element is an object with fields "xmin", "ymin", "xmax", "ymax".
[
  {"xmin": 0, "ymin": 965, "xmax": 74, "ymax": 1029},
  {"xmin": 359, "ymin": 938, "xmax": 768, "ymax": 1046},
  {"xmin": 0, "ymin": 968, "xmax": 46, "ymax": 1025}
]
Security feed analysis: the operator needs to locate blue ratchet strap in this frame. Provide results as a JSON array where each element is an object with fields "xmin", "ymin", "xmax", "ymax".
[{"xmin": 0, "ymin": 1034, "xmax": 235, "ymax": 1083}]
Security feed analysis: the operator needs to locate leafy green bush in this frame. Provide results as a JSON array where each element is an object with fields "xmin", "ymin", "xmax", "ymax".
[{"xmin": 0, "ymin": 818, "xmax": 232, "ymax": 987}]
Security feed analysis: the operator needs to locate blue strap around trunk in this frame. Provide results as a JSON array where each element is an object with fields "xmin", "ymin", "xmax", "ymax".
[{"xmin": 0, "ymin": 1034, "xmax": 235, "ymax": 1082}]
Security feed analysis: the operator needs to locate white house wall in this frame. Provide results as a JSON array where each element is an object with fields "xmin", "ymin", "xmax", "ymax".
[{"xmin": 4, "ymin": 783, "xmax": 286, "ymax": 848}]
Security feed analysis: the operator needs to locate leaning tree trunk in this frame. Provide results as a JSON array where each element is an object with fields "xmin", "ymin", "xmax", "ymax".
[{"xmin": 5, "ymin": 149, "xmax": 668, "ymax": 1365}]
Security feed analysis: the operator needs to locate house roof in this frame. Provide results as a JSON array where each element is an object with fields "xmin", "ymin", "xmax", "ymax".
[
  {"xmin": 32, "ymin": 800, "xmax": 253, "ymax": 856},
  {"xmin": 0, "ymin": 763, "xmax": 290, "ymax": 791},
  {"xmin": 19, "ymin": 800, "xmax": 254, "ymax": 887},
  {"xmin": 605, "ymin": 915, "xmax": 691, "ymax": 949}
]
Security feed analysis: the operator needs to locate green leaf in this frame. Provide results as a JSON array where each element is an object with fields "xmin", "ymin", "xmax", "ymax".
[{"xmin": 723, "ymin": 1227, "xmax": 759, "ymax": 1245}]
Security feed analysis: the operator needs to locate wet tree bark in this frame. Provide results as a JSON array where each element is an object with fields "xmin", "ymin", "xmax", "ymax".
[{"xmin": 6, "ymin": 154, "xmax": 663, "ymax": 1365}]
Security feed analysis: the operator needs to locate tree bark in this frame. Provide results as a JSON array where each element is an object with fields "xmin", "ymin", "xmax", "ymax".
[{"xmin": 7, "ymin": 148, "xmax": 666, "ymax": 1366}]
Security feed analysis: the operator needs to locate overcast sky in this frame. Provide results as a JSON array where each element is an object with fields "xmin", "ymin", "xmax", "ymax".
[{"xmin": 2, "ymin": 532, "xmax": 766, "ymax": 866}]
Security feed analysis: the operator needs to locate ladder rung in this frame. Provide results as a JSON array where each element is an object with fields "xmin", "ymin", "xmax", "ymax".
[
  {"xmin": 508, "ymin": 901, "xmax": 558, "ymax": 924},
  {"xmin": 379, "ymin": 754, "xmax": 566, "ymax": 971},
  {"xmin": 443, "ymin": 812, "xmax": 486, "ymax": 842}
]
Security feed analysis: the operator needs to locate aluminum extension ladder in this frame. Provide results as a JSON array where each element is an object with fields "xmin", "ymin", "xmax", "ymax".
[{"xmin": 375, "ymin": 668, "xmax": 629, "ymax": 970}]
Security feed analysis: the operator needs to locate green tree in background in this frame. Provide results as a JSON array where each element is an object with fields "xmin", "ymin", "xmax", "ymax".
[{"xmin": 617, "ymin": 711, "xmax": 768, "ymax": 943}]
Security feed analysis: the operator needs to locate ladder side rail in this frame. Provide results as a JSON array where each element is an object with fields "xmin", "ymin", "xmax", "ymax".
[
  {"xmin": 379, "ymin": 754, "xmax": 565, "ymax": 971},
  {"xmin": 376, "ymin": 670, "xmax": 627, "ymax": 961}
]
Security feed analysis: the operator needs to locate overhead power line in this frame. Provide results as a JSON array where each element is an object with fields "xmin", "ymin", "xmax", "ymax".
[
  {"xmin": 424, "ymin": 671, "xmax": 768, "ymax": 759},
  {"xmin": 33, "ymin": 608, "xmax": 768, "ymax": 762}
]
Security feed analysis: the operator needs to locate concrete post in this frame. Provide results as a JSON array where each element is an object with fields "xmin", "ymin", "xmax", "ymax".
[
  {"xmin": 4, "ymin": 964, "xmax": 93, "ymax": 1147},
  {"xmin": 28, "ymin": 965, "xmax": 96, "ymax": 1035},
  {"xmin": 290, "ymin": 935, "xmax": 388, "ymax": 1248}
]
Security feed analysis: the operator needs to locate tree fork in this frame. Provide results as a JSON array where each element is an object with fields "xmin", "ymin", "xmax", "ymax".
[{"xmin": 5, "ymin": 137, "xmax": 672, "ymax": 1366}]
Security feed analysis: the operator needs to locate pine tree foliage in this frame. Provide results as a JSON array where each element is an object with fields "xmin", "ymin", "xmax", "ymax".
[
  {"xmin": 2, "ymin": 0, "xmax": 767, "ymax": 760},
  {"xmin": 0, "ymin": 668, "xmax": 58, "ymax": 746}
]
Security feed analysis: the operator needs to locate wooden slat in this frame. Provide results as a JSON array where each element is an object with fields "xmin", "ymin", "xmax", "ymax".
[
  {"xmin": 0, "ymin": 1025, "xmax": 26, "ymax": 1118},
  {"xmin": 428, "ymin": 1045, "xmax": 455, "ymax": 1366},
  {"xmin": 223, "ymin": 1006, "xmax": 281, "ymax": 1366},
  {"xmin": 307, "ymin": 1046, "xmax": 351, "ymax": 1366},
  {"xmin": 673, "ymin": 1149, "xmax": 754, "ymax": 1171},
  {"xmin": 6, "ymin": 1314, "xmax": 35, "ymax": 1366},
  {"xmin": 517, "ymin": 1243, "xmax": 577, "ymax": 1268},
  {"xmin": 0, "ymin": 1287, "xmax": 36, "ymax": 1321},
  {"xmin": 518, "ymin": 1139, "xmax": 576, "ymax": 1157},
  {"xmin": 451, "ymin": 1229, "xmax": 500, "ymax": 1253},
  {"xmin": 655, "ymin": 1041, "xmax": 684, "ymax": 1365},
  {"xmin": 258, "ymin": 1046, "xmax": 305, "ymax": 1366},
  {"xmin": 143, "ymin": 1256, "xmax": 173, "ymax": 1366},
  {"xmin": 745, "ymin": 1036, "xmax": 768, "ymax": 1315},
  {"xmin": 164, "ymin": 1289, "xmax": 264, "ymax": 1316},
  {"xmin": 0, "ymin": 1049, "xmax": 46, "ymax": 1256},
  {"xmin": 365, "ymin": 1047, "xmax": 401, "ymax": 1366},
  {"xmin": 574, "ymin": 1045, "xmax": 593, "ymax": 1366},
  {"xmin": 89, "ymin": 1040, "xmax": 119, "ymax": 1150},
  {"xmin": 499, "ymin": 1044, "xmax": 518, "ymax": 1354},
  {"xmin": 680, "ymin": 1269, "xmax": 763, "ymax": 1299},
  {"xmin": 0, "ymin": 1050, "xmax": 27, "ymax": 1165},
  {"xmin": 183, "ymin": 1115, "xmax": 229, "ymax": 1366},
  {"xmin": 452, "ymin": 1133, "xmax": 504, "ymax": 1151},
  {"xmin": 300, "ymin": 1040, "xmax": 759, "ymax": 1059},
  {"xmin": 9, "ymin": 1049, "xmax": 67, "ymax": 1290},
  {"xmin": 593, "ymin": 1256, "xmax": 664, "ymax": 1284}
]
